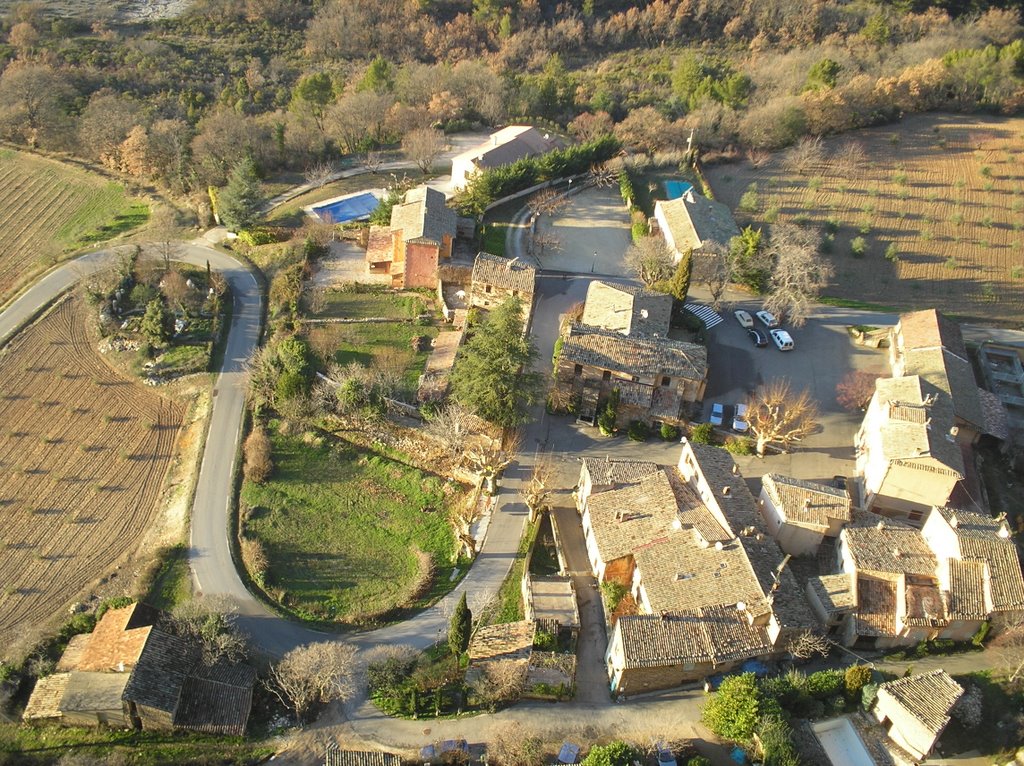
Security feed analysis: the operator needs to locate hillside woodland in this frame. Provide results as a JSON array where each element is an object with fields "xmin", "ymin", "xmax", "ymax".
[{"xmin": 0, "ymin": 0, "xmax": 1021, "ymax": 221}]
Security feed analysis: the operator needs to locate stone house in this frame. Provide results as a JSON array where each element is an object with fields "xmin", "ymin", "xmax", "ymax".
[
  {"xmin": 653, "ymin": 190, "xmax": 739, "ymax": 262},
  {"xmin": 450, "ymin": 126, "xmax": 563, "ymax": 190},
  {"xmin": 581, "ymin": 281, "xmax": 672, "ymax": 337},
  {"xmin": 23, "ymin": 603, "xmax": 256, "ymax": 735},
  {"xmin": 872, "ymin": 670, "xmax": 964, "ymax": 760},
  {"xmin": 854, "ymin": 375, "xmax": 965, "ymax": 524},
  {"xmin": 469, "ymin": 252, "xmax": 537, "ymax": 312},
  {"xmin": 811, "ymin": 506, "xmax": 1024, "ymax": 648},
  {"xmin": 555, "ymin": 324, "xmax": 707, "ymax": 427},
  {"xmin": 365, "ymin": 186, "xmax": 456, "ymax": 289},
  {"xmin": 580, "ymin": 441, "xmax": 815, "ymax": 693},
  {"xmin": 575, "ymin": 457, "xmax": 659, "ymax": 513},
  {"xmin": 758, "ymin": 474, "xmax": 852, "ymax": 557}
]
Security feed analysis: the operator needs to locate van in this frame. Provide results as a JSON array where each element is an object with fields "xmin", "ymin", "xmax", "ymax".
[{"xmin": 770, "ymin": 329, "xmax": 794, "ymax": 351}]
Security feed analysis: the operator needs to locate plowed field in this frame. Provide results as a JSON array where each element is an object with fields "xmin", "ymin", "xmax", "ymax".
[
  {"xmin": 706, "ymin": 114, "xmax": 1024, "ymax": 322},
  {"xmin": 0, "ymin": 298, "xmax": 183, "ymax": 657},
  {"xmin": 0, "ymin": 150, "xmax": 144, "ymax": 306}
]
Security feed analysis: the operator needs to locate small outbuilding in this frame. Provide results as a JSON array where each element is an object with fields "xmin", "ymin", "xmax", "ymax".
[{"xmin": 872, "ymin": 669, "xmax": 964, "ymax": 760}]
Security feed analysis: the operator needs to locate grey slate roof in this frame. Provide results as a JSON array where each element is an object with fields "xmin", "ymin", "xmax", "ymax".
[
  {"xmin": 562, "ymin": 324, "xmax": 707, "ymax": 381},
  {"xmin": 762, "ymin": 474, "xmax": 852, "ymax": 529},
  {"xmin": 121, "ymin": 630, "xmax": 198, "ymax": 714},
  {"xmin": 390, "ymin": 186, "xmax": 456, "ymax": 246},
  {"xmin": 872, "ymin": 376, "xmax": 965, "ymax": 478},
  {"xmin": 173, "ymin": 660, "xmax": 257, "ymax": 736},
  {"xmin": 472, "ymin": 252, "xmax": 537, "ymax": 293},
  {"xmin": 454, "ymin": 126, "xmax": 562, "ymax": 171},
  {"xmin": 878, "ymin": 670, "xmax": 964, "ymax": 735},
  {"xmin": 616, "ymin": 606, "xmax": 772, "ymax": 669},
  {"xmin": 325, "ymin": 745, "xmax": 403, "ymax": 766},
  {"xmin": 657, "ymin": 193, "xmax": 740, "ymax": 251}
]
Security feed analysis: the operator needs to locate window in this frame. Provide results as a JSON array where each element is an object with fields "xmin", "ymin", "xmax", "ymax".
[
  {"xmin": 602, "ymin": 370, "xmax": 611, "ymax": 381},
  {"xmin": 661, "ymin": 376, "xmax": 671, "ymax": 387},
  {"xmin": 908, "ymin": 510, "xmax": 924, "ymax": 523},
  {"xmin": 485, "ymin": 284, "xmax": 492, "ymax": 293},
  {"xmin": 574, "ymin": 364, "xmax": 583, "ymax": 375}
]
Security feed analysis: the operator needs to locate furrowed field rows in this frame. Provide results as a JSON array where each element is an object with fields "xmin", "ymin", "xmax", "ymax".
[{"xmin": 0, "ymin": 298, "xmax": 183, "ymax": 657}]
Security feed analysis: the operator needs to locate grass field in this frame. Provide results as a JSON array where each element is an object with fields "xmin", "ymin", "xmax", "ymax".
[
  {"xmin": 240, "ymin": 429, "xmax": 465, "ymax": 627},
  {"xmin": 705, "ymin": 114, "xmax": 1024, "ymax": 323},
  {"xmin": 0, "ymin": 150, "xmax": 147, "ymax": 305},
  {"xmin": 0, "ymin": 297, "xmax": 183, "ymax": 660},
  {"xmin": 304, "ymin": 286, "xmax": 438, "ymax": 394}
]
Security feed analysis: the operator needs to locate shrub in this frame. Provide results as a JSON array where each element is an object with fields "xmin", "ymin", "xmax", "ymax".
[
  {"xmin": 844, "ymin": 665, "xmax": 872, "ymax": 699},
  {"xmin": 660, "ymin": 422, "xmax": 680, "ymax": 441},
  {"xmin": 237, "ymin": 227, "xmax": 283, "ymax": 247},
  {"xmin": 598, "ymin": 389, "xmax": 620, "ymax": 435},
  {"xmin": 243, "ymin": 424, "xmax": 273, "ymax": 484},
  {"xmin": 755, "ymin": 715, "xmax": 800, "ymax": 766},
  {"xmin": 627, "ymin": 420, "xmax": 650, "ymax": 441},
  {"xmin": 690, "ymin": 422, "xmax": 714, "ymax": 444},
  {"xmin": 702, "ymin": 673, "xmax": 762, "ymax": 741},
  {"xmin": 687, "ymin": 759, "xmax": 711, "ymax": 766},
  {"xmin": 861, "ymin": 682, "xmax": 879, "ymax": 710},
  {"xmin": 972, "ymin": 621, "xmax": 991, "ymax": 646},
  {"xmin": 884, "ymin": 242, "xmax": 900, "ymax": 263},
  {"xmin": 850, "ymin": 236, "xmax": 867, "ymax": 258},
  {"xmin": 725, "ymin": 437, "xmax": 753, "ymax": 455},
  {"xmin": 806, "ymin": 669, "xmax": 845, "ymax": 699},
  {"xmin": 582, "ymin": 742, "xmax": 639, "ymax": 766},
  {"xmin": 600, "ymin": 580, "xmax": 628, "ymax": 611},
  {"xmin": 631, "ymin": 220, "xmax": 649, "ymax": 241},
  {"xmin": 738, "ymin": 183, "xmax": 759, "ymax": 213}
]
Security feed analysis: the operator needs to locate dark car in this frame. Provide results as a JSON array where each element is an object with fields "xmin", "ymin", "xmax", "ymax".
[{"xmin": 747, "ymin": 328, "xmax": 768, "ymax": 347}]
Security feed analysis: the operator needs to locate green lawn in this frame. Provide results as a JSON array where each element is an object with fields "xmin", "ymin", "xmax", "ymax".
[
  {"xmin": 315, "ymin": 287, "xmax": 429, "ymax": 319},
  {"xmin": 241, "ymin": 431, "xmax": 463, "ymax": 626},
  {"xmin": 0, "ymin": 723, "xmax": 272, "ymax": 765},
  {"xmin": 480, "ymin": 197, "xmax": 528, "ymax": 257}
]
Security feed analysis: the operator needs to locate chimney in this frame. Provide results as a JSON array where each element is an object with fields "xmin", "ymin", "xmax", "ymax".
[
  {"xmin": 660, "ymin": 609, "xmax": 669, "ymax": 621},
  {"xmin": 877, "ymin": 520, "xmax": 886, "ymax": 530},
  {"xmin": 804, "ymin": 497, "xmax": 812, "ymax": 510},
  {"xmin": 732, "ymin": 464, "xmax": 739, "ymax": 475},
  {"xmin": 950, "ymin": 514, "xmax": 959, "ymax": 529},
  {"xmin": 714, "ymin": 541, "xmax": 724, "ymax": 551},
  {"xmin": 722, "ymin": 486, "xmax": 732, "ymax": 497}
]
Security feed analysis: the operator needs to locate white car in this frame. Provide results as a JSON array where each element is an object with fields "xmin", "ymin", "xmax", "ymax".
[
  {"xmin": 755, "ymin": 310, "xmax": 779, "ymax": 328},
  {"xmin": 709, "ymin": 403, "xmax": 725, "ymax": 426},
  {"xmin": 733, "ymin": 403, "xmax": 749, "ymax": 432},
  {"xmin": 733, "ymin": 309, "xmax": 753, "ymax": 328},
  {"xmin": 770, "ymin": 328, "xmax": 794, "ymax": 351}
]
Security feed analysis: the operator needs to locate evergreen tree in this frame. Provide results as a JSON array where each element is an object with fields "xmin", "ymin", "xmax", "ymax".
[
  {"xmin": 140, "ymin": 298, "xmax": 171, "ymax": 345},
  {"xmin": 218, "ymin": 156, "xmax": 262, "ymax": 232},
  {"xmin": 663, "ymin": 248, "xmax": 692, "ymax": 324},
  {"xmin": 448, "ymin": 592, "xmax": 472, "ymax": 655},
  {"xmin": 450, "ymin": 297, "xmax": 541, "ymax": 428}
]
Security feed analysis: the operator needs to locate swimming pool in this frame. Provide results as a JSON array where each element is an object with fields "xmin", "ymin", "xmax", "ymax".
[
  {"xmin": 311, "ymin": 191, "xmax": 380, "ymax": 223},
  {"xmin": 663, "ymin": 180, "xmax": 695, "ymax": 200}
]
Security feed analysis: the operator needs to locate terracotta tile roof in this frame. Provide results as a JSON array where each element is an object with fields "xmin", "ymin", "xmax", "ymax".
[
  {"xmin": 656, "ymin": 193, "xmax": 740, "ymax": 252},
  {"xmin": 74, "ymin": 603, "xmax": 157, "ymax": 673},
  {"xmin": 843, "ymin": 522, "xmax": 938, "ymax": 577},
  {"xmin": 56, "ymin": 634, "xmax": 90, "ymax": 672},
  {"xmin": 810, "ymin": 574, "xmax": 858, "ymax": 616},
  {"xmin": 878, "ymin": 670, "xmax": 964, "ymax": 735},
  {"xmin": 561, "ymin": 324, "xmax": 707, "ymax": 382},
  {"xmin": 872, "ymin": 376, "xmax": 965, "ymax": 478},
  {"xmin": 942, "ymin": 558, "xmax": 988, "ymax": 619},
  {"xmin": 365, "ymin": 225, "xmax": 392, "ymax": 264},
  {"xmin": 390, "ymin": 186, "xmax": 456, "ymax": 245},
  {"xmin": 325, "ymin": 746, "xmax": 403, "ymax": 766},
  {"xmin": 22, "ymin": 673, "xmax": 71, "ymax": 720},
  {"xmin": 854, "ymin": 577, "xmax": 897, "ymax": 636},
  {"xmin": 685, "ymin": 442, "xmax": 763, "ymax": 533},
  {"xmin": 616, "ymin": 605, "xmax": 772, "ymax": 669},
  {"xmin": 581, "ymin": 457, "xmax": 661, "ymax": 488},
  {"xmin": 468, "ymin": 620, "xmax": 535, "ymax": 664},
  {"xmin": 897, "ymin": 309, "xmax": 968, "ymax": 360},
  {"xmin": 472, "ymin": 252, "xmax": 537, "ymax": 293},
  {"xmin": 937, "ymin": 507, "xmax": 1024, "ymax": 612},
  {"xmin": 670, "ymin": 479, "xmax": 733, "ymax": 544},
  {"xmin": 762, "ymin": 474, "xmax": 852, "ymax": 529},
  {"xmin": 978, "ymin": 388, "xmax": 1010, "ymax": 441},
  {"xmin": 173, "ymin": 660, "xmax": 257, "ymax": 736},
  {"xmin": 586, "ymin": 470, "xmax": 679, "ymax": 563}
]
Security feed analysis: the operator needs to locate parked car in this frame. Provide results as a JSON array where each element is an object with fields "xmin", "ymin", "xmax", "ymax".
[
  {"xmin": 747, "ymin": 328, "xmax": 768, "ymax": 347},
  {"xmin": 755, "ymin": 310, "xmax": 779, "ymax": 328},
  {"xmin": 710, "ymin": 403, "xmax": 725, "ymax": 426},
  {"xmin": 733, "ymin": 403, "xmax": 749, "ymax": 433},
  {"xmin": 770, "ymin": 328, "xmax": 794, "ymax": 351},
  {"xmin": 734, "ymin": 309, "xmax": 753, "ymax": 328},
  {"xmin": 655, "ymin": 743, "xmax": 677, "ymax": 766}
]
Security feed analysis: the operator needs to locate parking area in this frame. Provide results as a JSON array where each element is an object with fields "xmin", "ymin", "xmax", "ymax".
[{"xmin": 700, "ymin": 295, "xmax": 893, "ymax": 486}]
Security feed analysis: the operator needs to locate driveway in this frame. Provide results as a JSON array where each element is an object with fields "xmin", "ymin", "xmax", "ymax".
[{"xmin": 533, "ymin": 186, "xmax": 633, "ymax": 276}]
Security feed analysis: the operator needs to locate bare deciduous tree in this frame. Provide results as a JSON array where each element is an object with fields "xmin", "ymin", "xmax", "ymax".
[
  {"xmin": 625, "ymin": 236, "xmax": 675, "ymax": 287},
  {"xmin": 764, "ymin": 223, "xmax": 831, "ymax": 327},
  {"xmin": 489, "ymin": 721, "xmax": 544, "ymax": 766},
  {"xmin": 588, "ymin": 163, "xmax": 617, "ymax": 188},
  {"xmin": 782, "ymin": 136, "xmax": 825, "ymax": 175},
  {"xmin": 304, "ymin": 160, "xmax": 336, "ymax": 188},
  {"xmin": 526, "ymin": 188, "xmax": 570, "ymax": 219},
  {"xmin": 746, "ymin": 148, "xmax": 771, "ymax": 168},
  {"xmin": 362, "ymin": 150, "xmax": 385, "ymax": 174},
  {"xmin": 835, "ymin": 371, "xmax": 882, "ymax": 412},
  {"xmin": 524, "ymin": 456, "xmax": 553, "ymax": 522},
  {"xmin": 990, "ymin": 622, "xmax": 1024, "ymax": 682},
  {"xmin": 402, "ymin": 127, "xmax": 447, "ymax": 174},
  {"xmin": 268, "ymin": 641, "xmax": 358, "ymax": 722},
  {"xmin": 243, "ymin": 424, "xmax": 273, "ymax": 483},
  {"xmin": 424, "ymin": 401, "xmax": 485, "ymax": 460},
  {"xmin": 471, "ymin": 659, "xmax": 527, "ymax": 710},
  {"xmin": 832, "ymin": 141, "xmax": 866, "ymax": 177},
  {"xmin": 692, "ymin": 241, "xmax": 734, "ymax": 310},
  {"xmin": 747, "ymin": 381, "xmax": 819, "ymax": 457},
  {"xmin": 530, "ymin": 230, "xmax": 561, "ymax": 261},
  {"xmin": 787, "ymin": 630, "xmax": 830, "ymax": 659}
]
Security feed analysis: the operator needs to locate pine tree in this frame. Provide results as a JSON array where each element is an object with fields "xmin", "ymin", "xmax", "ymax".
[
  {"xmin": 448, "ymin": 592, "xmax": 472, "ymax": 655},
  {"xmin": 450, "ymin": 297, "xmax": 541, "ymax": 428},
  {"xmin": 140, "ymin": 298, "xmax": 171, "ymax": 346},
  {"xmin": 218, "ymin": 156, "xmax": 262, "ymax": 231}
]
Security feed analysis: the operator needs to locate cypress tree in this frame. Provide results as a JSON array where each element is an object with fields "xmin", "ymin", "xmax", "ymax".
[{"xmin": 448, "ymin": 592, "xmax": 472, "ymax": 655}]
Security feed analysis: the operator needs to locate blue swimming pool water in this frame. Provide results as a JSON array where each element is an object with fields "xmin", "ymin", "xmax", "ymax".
[
  {"xmin": 311, "ymin": 192, "xmax": 380, "ymax": 223},
  {"xmin": 663, "ymin": 180, "xmax": 694, "ymax": 200}
]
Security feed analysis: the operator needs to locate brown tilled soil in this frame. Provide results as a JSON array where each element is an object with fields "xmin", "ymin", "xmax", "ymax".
[
  {"xmin": 705, "ymin": 114, "xmax": 1024, "ymax": 324},
  {"xmin": 0, "ymin": 297, "xmax": 184, "ymax": 659}
]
